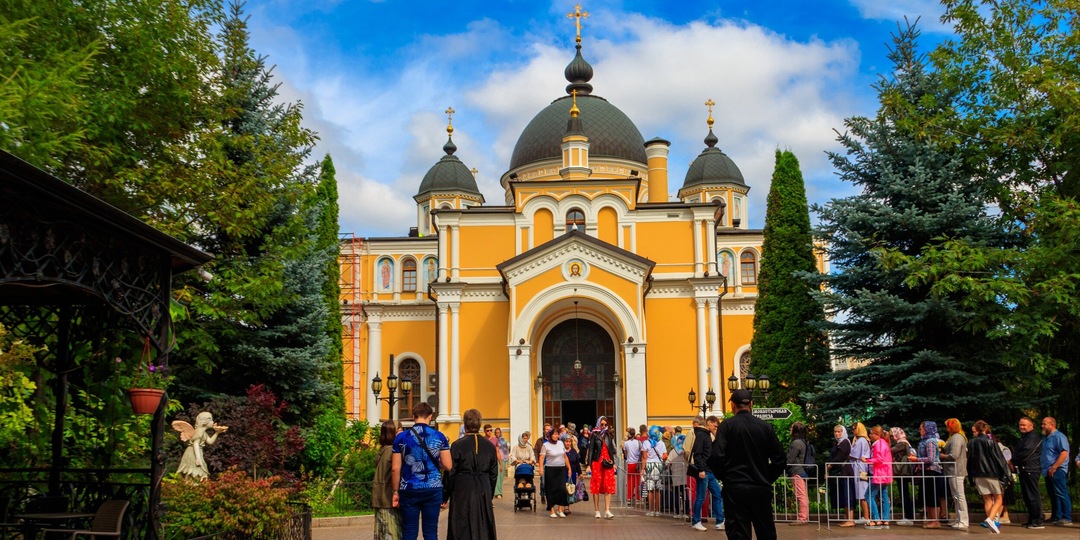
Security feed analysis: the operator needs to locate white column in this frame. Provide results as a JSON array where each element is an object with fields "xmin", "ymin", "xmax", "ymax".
[
  {"xmin": 707, "ymin": 299, "xmax": 721, "ymax": 393},
  {"xmin": 451, "ymin": 226, "xmax": 460, "ymax": 280},
  {"xmin": 438, "ymin": 225, "xmax": 448, "ymax": 281},
  {"xmin": 695, "ymin": 299, "xmax": 707, "ymax": 398},
  {"xmin": 509, "ymin": 346, "xmax": 532, "ymax": 444},
  {"xmin": 707, "ymin": 219, "xmax": 718, "ymax": 275},
  {"xmin": 366, "ymin": 315, "xmax": 383, "ymax": 426},
  {"xmin": 437, "ymin": 304, "xmax": 450, "ymax": 422},
  {"xmin": 450, "ymin": 302, "xmax": 461, "ymax": 418},
  {"xmin": 624, "ymin": 344, "xmax": 647, "ymax": 427},
  {"xmin": 351, "ymin": 317, "xmax": 361, "ymax": 420},
  {"xmin": 693, "ymin": 220, "xmax": 703, "ymax": 276}
]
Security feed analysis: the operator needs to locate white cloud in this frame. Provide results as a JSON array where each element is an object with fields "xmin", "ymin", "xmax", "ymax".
[
  {"xmin": 251, "ymin": 6, "xmax": 876, "ymax": 235},
  {"xmin": 848, "ymin": 0, "xmax": 950, "ymax": 32}
]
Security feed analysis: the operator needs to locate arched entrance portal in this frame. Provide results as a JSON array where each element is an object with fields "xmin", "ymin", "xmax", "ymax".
[{"xmin": 541, "ymin": 318, "xmax": 617, "ymax": 431}]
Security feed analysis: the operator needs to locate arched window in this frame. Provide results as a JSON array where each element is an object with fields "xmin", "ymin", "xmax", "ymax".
[
  {"xmin": 396, "ymin": 358, "xmax": 422, "ymax": 420},
  {"xmin": 402, "ymin": 259, "xmax": 417, "ymax": 292},
  {"xmin": 740, "ymin": 251, "xmax": 757, "ymax": 285},
  {"xmin": 739, "ymin": 351, "xmax": 752, "ymax": 380},
  {"xmin": 565, "ymin": 208, "xmax": 585, "ymax": 230}
]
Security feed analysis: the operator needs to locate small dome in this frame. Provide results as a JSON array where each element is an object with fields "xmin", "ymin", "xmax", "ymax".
[
  {"xmin": 564, "ymin": 44, "xmax": 594, "ymax": 96},
  {"xmin": 510, "ymin": 95, "xmax": 647, "ymax": 170},
  {"xmin": 416, "ymin": 137, "xmax": 481, "ymax": 198},
  {"xmin": 682, "ymin": 129, "xmax": 746, "ymax": 189}
]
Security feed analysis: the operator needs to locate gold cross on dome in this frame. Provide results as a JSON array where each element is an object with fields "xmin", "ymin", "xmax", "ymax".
[
  {"xmin": 567, "ymin": 4, "xmax": 589, "ymax": 43},
  {"xmin": 705, "ymin": 98, "xmax": 716, "ymax": 128},
  {"xmin": 445, "ymin": 106, "xmax": 456, "ymax": 134}
]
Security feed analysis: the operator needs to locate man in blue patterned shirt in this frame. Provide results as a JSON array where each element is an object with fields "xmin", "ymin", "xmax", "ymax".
[{"xmin": 392, "ymin": 402, "xmax": 452, "ymax": 539}]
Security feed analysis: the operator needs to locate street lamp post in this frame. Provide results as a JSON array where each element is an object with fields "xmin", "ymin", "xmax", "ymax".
[
  {"xmin": 689, "ymin": 387, "xmax": 717, "ymax": 417},
  {"xmin": 727, "ymin": 372, "xmax": 770, "ymax": 405},
  {"xmin": 371, "ymin": 354, "xmax": 413, "ymax": 422}
]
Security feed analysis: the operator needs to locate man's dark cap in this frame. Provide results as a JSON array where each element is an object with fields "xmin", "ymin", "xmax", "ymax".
[{"xmin": 729, "ymin": 389, "xmax": 752, "ymax": 405}]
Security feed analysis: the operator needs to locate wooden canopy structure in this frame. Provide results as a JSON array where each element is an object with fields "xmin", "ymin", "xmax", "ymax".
[{"xmin": 0, "ymin": 150, "xmax": 212, "ymax": 539}]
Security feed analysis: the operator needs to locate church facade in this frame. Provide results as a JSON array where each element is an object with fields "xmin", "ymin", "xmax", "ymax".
[{"xmin": 339, "ymin": 16, "xmax": 806, "ymax": 439}]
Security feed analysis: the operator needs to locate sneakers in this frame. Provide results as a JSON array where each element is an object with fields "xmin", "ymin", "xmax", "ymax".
[
  {"xmin": 715, "ymin": 522, "xmax": 725, "ymax": 530},
  {"xmin": 985, "ymin": 518, "xmax": 1000, "ymax": 534},
  {"xmin": 789, "ymin": 521, "xmax": 810, "ymax": 526},
  {"xmin": 604, "ymin": 511, "xmax": 615, "ymax": 519},
  {"xmin": 557, "ymin": 511, "xmax": 566, "ymax": 518},
  {"xmin": 595, "ymin": 511, "xmax": 601, "ymax": 519},
  {"xmin": 1057, "ymin": 521, "xmax": 1075, "ymax": 527},
  {"xmin": 691, "ymin": 522, "xmax": 707, "ymax": 531},
  {"xmin": 1025, "ymin": 523, "xmax": 1045, "ymax": 529},
  {"xmin": 549, "ymin": 513, "xmax": 558, "ymax": 519}
]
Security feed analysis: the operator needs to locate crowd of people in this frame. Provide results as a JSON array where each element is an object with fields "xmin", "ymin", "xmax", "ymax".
[
  {"xmin": 371, "ymin": 399, "xmax": 1075, "ymax": 540},
  {"xmin": 819, "ymin": 416, "xmax": 1074, "ymax": 532}
]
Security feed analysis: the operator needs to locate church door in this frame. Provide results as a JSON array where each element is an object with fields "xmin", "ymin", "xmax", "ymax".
[{"xmin": 541, "ymin": 318, "xmax": 616, "ymax": 432}]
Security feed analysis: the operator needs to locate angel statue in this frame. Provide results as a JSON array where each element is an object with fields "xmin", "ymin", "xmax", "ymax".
[{"xmin": 172, "ymin": 411, "xmax": 228, "ymax": 480}]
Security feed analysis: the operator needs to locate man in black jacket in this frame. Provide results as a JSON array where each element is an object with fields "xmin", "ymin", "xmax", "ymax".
[
  {"xmin": 709, "ymin": 389, "xmax": 785, "ymax": 540},
  {"xmin": 1012, "ymin": 416, "xmax": 1044, "ymax": 529},
  {"xmin": 689, "ymin": 415, "xmax": 724, "ymax": 530}
]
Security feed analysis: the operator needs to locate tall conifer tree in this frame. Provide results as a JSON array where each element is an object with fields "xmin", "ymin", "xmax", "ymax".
[
  {"xmin": 751, "ymin": 150, "xmax": 828, "ymax": 406},
  {"xmin": 808, "ymin": 23, "xmax": 1012, "ymax": 429}
]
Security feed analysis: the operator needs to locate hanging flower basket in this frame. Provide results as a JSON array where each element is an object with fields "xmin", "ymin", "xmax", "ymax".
[{"xmin": 129, "ymin": 388, "xmax": 165, "ymax": 415}]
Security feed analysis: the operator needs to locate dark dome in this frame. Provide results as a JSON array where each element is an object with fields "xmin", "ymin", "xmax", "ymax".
[
  {"xmin": 682, "ymin": 129, "xmax": 746, "ymax": 189},
  {"xmin": 509, "ymin": 94, "xmax": 647, "ymax": 170},
  {"xmin": 416, "ymin": 137, "xmax": 481, "ymax": 197}
]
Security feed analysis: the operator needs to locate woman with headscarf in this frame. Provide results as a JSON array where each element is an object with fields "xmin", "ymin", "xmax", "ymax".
[
  {"xmin": 828, "ymin": 424, "xmax": 855, "ymax": 526},
  {"xmin": 510, "ymin": 431, "xmax": 536, "ymax": 470},
  {"xmin": 850, "ymin": 422, "xmax": 872, "ymax": 523},
  {"xmin": 890, "ymin": 427, "xmax": 916, "ymax": 525},
  {"xmin": 909, "ymin": 420, "xmax": 946, "ymax": 528},
  {"xmin": 666, "ymin": 432, "xmax": 689, "ymax": 519},
  {"xmin": 540, "ymin": 427, "xmax": 569, "ymax": 518},
  {"xmin": 642, "ymin": 425, "xmax": 667, "ymax": 516},
  {"xmin": 588, "ymin": 416, "xmax": 617, "ymax": 519},
  {"xmin": 372, "ymin": 420, "xmax": 402, "ymax": 540}
]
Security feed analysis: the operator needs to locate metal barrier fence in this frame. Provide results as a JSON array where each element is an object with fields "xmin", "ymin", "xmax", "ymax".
[{"xmin": 822, "ymin": 461, "xmax": 957, "ymax": 529}]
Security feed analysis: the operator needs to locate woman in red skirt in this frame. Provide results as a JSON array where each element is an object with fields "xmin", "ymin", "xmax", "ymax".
[{"xmin": 589, "ymin": 416, "xmax": 618, "ymax": 519}]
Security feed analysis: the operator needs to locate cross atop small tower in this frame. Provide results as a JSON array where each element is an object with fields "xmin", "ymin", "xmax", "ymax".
[
  {"xmin": 445, "ymin": 106, "xmax": 456, "ymax": 135},
  {"xmin": 705, "ymin": 98, "xmax": 716, "ymax": 129},
  {"xmin": 567, "ymin": 4, "xmax": 589, "ymax": 43}
]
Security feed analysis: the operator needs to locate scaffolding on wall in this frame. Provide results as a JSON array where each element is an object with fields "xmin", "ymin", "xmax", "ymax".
[{"xmin": 339, "ymin": 232, "xmax": 365, "ymax": 421}]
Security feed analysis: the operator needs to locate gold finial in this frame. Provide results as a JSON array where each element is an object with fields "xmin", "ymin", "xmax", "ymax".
[
  {"xmin": 470, "ymin": 167, "xmax": 479, "ymax": 176},
  {"xmin": 570, "ymin": 89, "xmax": 580, "ymax": 117},
  {"xmin": 705, "ymin": 98, "xmax": 715, "ymax": 129},
  {"xmin": 445, "ymin": 106, "xmax": 456, "ymax": 135},
  {"xmin": 567, "ymin": 4, "xmax": 589, "ymax": 43}
]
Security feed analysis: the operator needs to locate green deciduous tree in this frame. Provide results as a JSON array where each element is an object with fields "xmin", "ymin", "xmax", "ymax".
[
  {"xmin": 751, "ymin": 150, "xmax": 829, "ymax": 406},
  {"xmin": 891, "ymin": 0, "xmax": 1080, "ymax": 433},
  {"xmin": 807, "ymin": 22, "xmax": 1014, "ymax": 429}
]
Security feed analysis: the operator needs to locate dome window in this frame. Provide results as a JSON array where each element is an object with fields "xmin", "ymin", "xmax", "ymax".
[{"xmin": 566, "ymin": 208, "xmax": 586, "ymax": 231}]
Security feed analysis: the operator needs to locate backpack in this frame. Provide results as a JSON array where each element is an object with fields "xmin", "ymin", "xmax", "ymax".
[{"xmin": 804, "ymin": 441, "xmax": 816, "ymax": 466}]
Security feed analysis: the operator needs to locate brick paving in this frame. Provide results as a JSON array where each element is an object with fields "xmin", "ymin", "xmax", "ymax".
[{"xmin": 312, "ymin": 476, "xmax": 1077, "ymax": 539}]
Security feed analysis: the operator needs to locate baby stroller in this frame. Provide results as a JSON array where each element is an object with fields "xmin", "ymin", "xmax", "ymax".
[{"xmin": 513, "ymin": 463, "xmax": 536, "ymax": 512}]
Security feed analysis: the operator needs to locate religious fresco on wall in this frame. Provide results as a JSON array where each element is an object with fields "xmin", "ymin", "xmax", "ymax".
[
  {"xmin": 718, "ymin": 250, "xmax": 734, "ymax": 278},
  {"xmin": 377, "ymin": 258, "xmax": 394, "ymax": 291},
  {"xmin": 423, "ymin": 257, "xmax": 438, "ymax": 284}
]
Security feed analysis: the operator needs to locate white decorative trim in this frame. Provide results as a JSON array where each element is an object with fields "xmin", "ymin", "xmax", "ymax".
[
  {"xmin": 501, "ymin": 237, "xmax": 651, "ymax": 285},
  {"xmin": 512, "ymin": 282, "xmax": 642, "ymax": 345}
]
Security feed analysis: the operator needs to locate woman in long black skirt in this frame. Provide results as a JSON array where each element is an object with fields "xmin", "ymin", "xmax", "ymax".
[
  {"xmin": 539, "ymin": 428, "xmax": 569, "ymax": 518},
  {"xmin": 829, "ymin": 425, "xmax": 856, "ymax": 526}
]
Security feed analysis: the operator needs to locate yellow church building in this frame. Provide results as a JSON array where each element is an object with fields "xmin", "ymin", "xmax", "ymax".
[{"xmin": 340, "ymin": 14, "xmax": 796, "ymax": 439}]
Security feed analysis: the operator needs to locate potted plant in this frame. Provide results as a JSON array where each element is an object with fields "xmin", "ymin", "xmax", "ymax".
[{"xmin": 126, "ymin": 338, "xmax": 171, "ymax": 415}]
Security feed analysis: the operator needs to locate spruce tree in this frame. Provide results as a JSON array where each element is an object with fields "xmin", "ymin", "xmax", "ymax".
[
  {"xmin": 751, "ymin": 150, "xmax": 829, "ymax": 406},
  {"xmin": 313, "ymin": 154, "xmax": 343, "ymax": 406},
  {"xmin": 807, "ymin": 22, "xmax": 1012, "ymax": 430}
]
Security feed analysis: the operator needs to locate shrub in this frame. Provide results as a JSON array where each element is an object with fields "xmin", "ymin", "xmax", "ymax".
[{"xmin": 161, "ymin": 469, "xmax": 291, "ymax": 539}]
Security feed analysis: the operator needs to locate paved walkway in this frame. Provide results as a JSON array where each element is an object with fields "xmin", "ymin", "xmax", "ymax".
[{"xmin": 313, "ymin": 478, "xmax": 1076, "ymax": 539}]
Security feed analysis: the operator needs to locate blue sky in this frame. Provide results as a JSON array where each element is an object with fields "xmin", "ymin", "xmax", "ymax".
[{"xmin": 245, "ymin": 0, "xmax": 953, "ymax": 237}]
